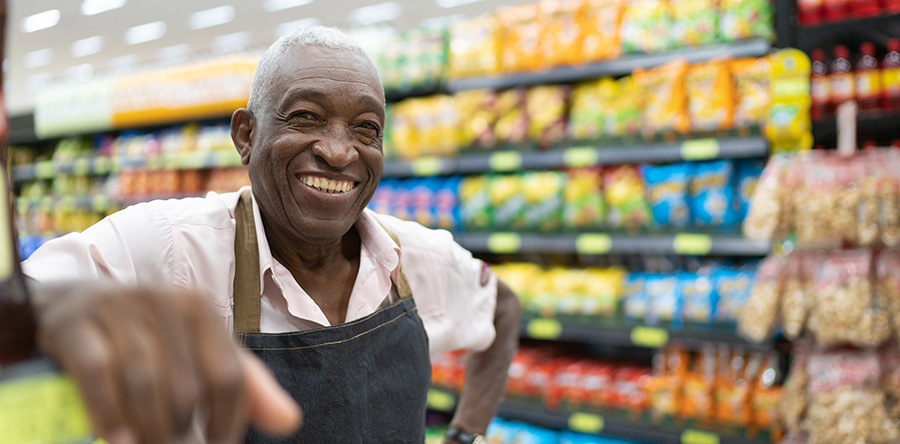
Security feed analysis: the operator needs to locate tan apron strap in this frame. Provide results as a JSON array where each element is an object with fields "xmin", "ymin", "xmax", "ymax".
[
  {"xmin": 377, "ymin": 221, "xmax": 412, "ymax": 299},
  {"xmin": 233, "ymin": 189, "xmax": 262, "ymax": 333}
]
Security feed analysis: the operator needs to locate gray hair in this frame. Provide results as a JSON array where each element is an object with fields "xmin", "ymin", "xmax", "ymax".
[{"xmin": 247, "ymin": 26, "xmax": 380, "ymax": 112}]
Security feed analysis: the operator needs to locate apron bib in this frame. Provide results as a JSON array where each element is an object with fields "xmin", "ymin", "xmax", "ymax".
[{"xmin": 232, "ymin": 190, "xmax": 431, "ymax": 443}]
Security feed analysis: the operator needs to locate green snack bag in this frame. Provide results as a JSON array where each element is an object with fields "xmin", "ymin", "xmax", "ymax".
[
  {"xmin": 563, "ymin": 167, "xmax": 606, "ymax": 230},
  {"xmin": 671, "ymin": 0, "xmax": 719, "ymax": 47},
  {"xmin": 489, "ymin": 174, "xmax": 526, "ymax": 230},
  {"xmin": 718, "ymin": 0, "xmax": 775, "ymax": 43},
  {"xmin": 459, "ymin": 175, "xmax": 493, "ymax": 230},
  {"xmin": 521, "ymin": 171, "xmax": 565, "ymax": 232}
]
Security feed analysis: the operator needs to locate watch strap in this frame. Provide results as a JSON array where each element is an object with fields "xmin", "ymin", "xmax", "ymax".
[{"xmin": 445, "ymin": 427, "xmax": 483, "ymax": 444}]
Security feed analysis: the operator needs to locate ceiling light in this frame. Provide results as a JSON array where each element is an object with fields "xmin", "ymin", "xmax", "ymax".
[
  {"xmin": 275, "ymin": 18, "xmax": 320, "ymax": 37},
  {"xmin": 27, "ymin": 73, "xmax": 52, "ymax": 91},
  {"xmin": 65, "ymin": 64, "xmax": 94, "ymax": 82},
  {"xmin": 212, "ymin": 32, "xmax": 251, "ymax": 54},
  {"xmin": 126, "ymin": 21, "xmax": 166, "ymax": 45},
  {"xmin": 22, "ymin": 9, "xmax": 60, "ymax": 33},
  {"xmin": 158, "ymin": 44, "xmax": 191, "ymax": 63},
  {"xmin": 24, "ymin": 49, "xmax": 53, "ymax": 69},
  {"xmin": 81, "ymin": 0, "xmax": 126, "ymax": 16},
  {"xmin": 349, "ymin": 2, "xmax": 401, "ymax": 26},
  {"xmin": 436, "ymin": 0, "xmax": 483, "ymax": 7},
  {"xmin": 264, "ymin": 0, "xmax": 313, "ymax": 12},
  {"xmin": 189, "ymin": 6, "xmax": 235, "ymax": 30},
  {"xmin": 72, "ymin": 35, "xmax": 104, "ymax": 57}
]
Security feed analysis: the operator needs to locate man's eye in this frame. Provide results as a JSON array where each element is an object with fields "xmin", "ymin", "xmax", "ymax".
[
  {"xmin": 293, "ymin": 112, "xmax": 317, "ymax": 121},
  {"xmin": 359, "ymin": 122, "xmax": 380, "ymax": 133}
]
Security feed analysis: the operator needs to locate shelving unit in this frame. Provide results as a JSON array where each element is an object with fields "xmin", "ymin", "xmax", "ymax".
[
  {"xmin": 812, "ymin": 112, "xmax": 900, "ymax": 146},
  {"xmin": 795, "ymin": 12, "xmax": 900, "ymax": 50}
]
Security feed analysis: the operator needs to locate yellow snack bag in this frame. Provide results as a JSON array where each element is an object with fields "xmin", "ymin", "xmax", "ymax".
[
  {"xmin": 389, "ymin": 100, "xmax": 417, "ymax": 160},
  {"xmin": 568, "ymin": 80, "xmax": 603, "ymax": 141},
  {"xmin": 494, "ymin": 89, "xmax": 530, "ymax": 145},
  {"xmin": 671, "ymin": 0, "xmax": 719, "ymax": 47},
  {"xmin": 731, "ymin": 57, "xmax": 771, "ymax": 128},
  {"xmin": 497, "ymin": 4, "xmax": 546, "ymax": 72},
  {"xmin": 609, "ymin": 76, "xmax": 642, "ymax": 137},
  {"xmin": 432, "ymin": 95, "xmax": 459, "ymax": 157},
  {"xmin": 582, "ymin": 0, "xmax": 625, "ymax": 62},
  {"xmin": 454, "ymin": 89, "xmax": 497, "ymax": 149},
  {"xmin": 685, "ymin": 60, "xmax": 736, "ymax": 131},
  {"xmin": 448, "ymin": 14, "xmax": 501, "ymax": 78},
  {"xmin": 542, "ymin": 0, "xmax": 586, "ymax": 67},
  {"xmin": 526, "ymin": 85, "xmax": 570, "ymax": 149},
  {"xmin": 634, "ymin": 59, "xmax": 690, "ymax": 135}
]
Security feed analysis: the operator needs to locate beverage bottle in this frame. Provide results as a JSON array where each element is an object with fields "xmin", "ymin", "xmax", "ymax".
[
  {"xmin": 830, "ymin": 45, "xmax": 856, "ymax": 110},
  {"xmin": 856, "ymin": 42, "xmax": 883, "ymax": 112},
  {"xmin": 811, "ymin": 48, "xmax": 832, "ymax": 120},
  {"xmin": 886, "ymin": 0, "xmax": 900, "ymax": 13},
  {"xmin": 854, "ymin": 0, "xmax": 882, "ymax": 17},
  {"xmin": 798, "ymin": 0, "xmax": 824, "ymax": 24},
  {"xmin": 883, "ymin": 38, "xmax": 900, "ymax": 111},
  {"xmin": 822, "ymin": 0, "xmax": 849, "ymax": 22}
]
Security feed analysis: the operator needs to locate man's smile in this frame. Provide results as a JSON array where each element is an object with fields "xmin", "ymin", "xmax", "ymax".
[{"xmin": 298, "ymin": 174, "xmax": 358, "ymax": 194}]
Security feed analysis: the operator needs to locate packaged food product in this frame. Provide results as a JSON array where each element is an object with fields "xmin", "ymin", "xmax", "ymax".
[
  {"xmin": 714, "ymin": 346, "xmax": 752, "ymax": 425},
  {"xmin": 623, "ymin": 272, "xmax": 650, "ymax": 320},
  {"xmin": 526, "ymin": 85, "xmax": 570, "ymax": 149},
  {"xmin": 621, "ymin": 0, "xmax": 675, "ymax": 54},
  {"xmin": 542, "ymin": 0, "xmax": 586, "ymax": 67},
  {"xmin": 734, "ymin": 159, "xmax": 766, "ymax": 222},
  {"xmin": 647, "ymin": 347, "xmax": 683, "ymax": 419},
  {"xmin": 752, "ymin": 352, "xmax": 783, "ymax": 429},
  {"xmin": 858, "ymin": 152, "xmax": 884, "ymax": 247},
  {"xmin": 459, "ymin": 175, "xmax": 492, "ymax": 230},
  {"xmin": 780, "ymin": 254, "xmax": 812, "ymax": 340},
  {"xmin": 795, "ymin": 155, "xmax": 864, "ymax": 248},
  {"xmin": 489, "ymin": 174, "xmax": 526, "ymax": 230},
  {"xmin": 581, "ymin": 0, "xmax": 625, "ymax": 62},
  {"xmin": 448, "ymin": 14, "xmax": 500, "ymax": 78},
  {"xmin": 522, "ymin": 171, "xmax": 565, "ymax": 232},
  {"xmin": 497, "ymin": 3, "xmax": 545, "ymax": 72},
  {"xmin": 680, "ymin": 272, "xmax": 718, "ymax": 323},
  {"xmin": 603, "ymin": 165, "xmax": 651, "ymax": 231},
  {"xmin": 682, "ymin": 345, "xmax": 716, "ymax": 420},
  {"xmin": 646, "ymin": 274, "xmax": 681, "ymax": 324},
  {"xmin": 614, "ymin": 365, "xmax": 651, "ymax": 411},
  {"xmin": 434, "ymin": 176, "xmax": 462, "ymax": 231},
  {"xmin": 453, "ymin": 89, "xmax": 497, "ymax": 150},
  {"xmin": 671, "ymin": 0, "xmax": 719, "ymax": 48},
  {"xmin": 690, "ymin": 160, "xmax": 739, "ymax": 227},
  {"xmin": 780, "ymin": 346, "xmax": 808, "ymax": 435},
  {"xmin": 493, "ymin": 88, "xmax": 530, "ymax": 146},
  {"xmin": 738, "ymin": 256, "xmax": 782, "ymax": 342},
  {"xmin": 411, "ymin": 178, "xmax": 439, "ymax": 228},
  {"xmin": 715, "ymin": 267, "xmax": 755, "ymax": 322},
  {"xmin": 609, "ymin": 76, "xmax": 643, "ymax": 137},
  {"xmin": 876, "ymin": 249, "xmax": 900, "ymax": 340},
  {"xmin": 642, "ymin": 162, "xmax": 691, "ymax": 227},
  {"xmin": 563, "ymin": 167, "xmax": 606, "ymax": 230},
  {"xmin": 371, "ymin": 179, "xmax": 397, "ymax": 215},
  {"xmin": 634, "ymin": 59, "xmax": 690, "ymax": 135},
  {"xmin": 718, "ymin": 0, "xmax": 775, "ymax": 43},
  {"xmin": 881, "ymin": 152, "xmax": 900, "ymax": 247},
  {"xmin": 568, "ymin": 80, "xmax": 606, "ymax": 141},
  {"xmin": 743, "ymin": 154, "xmax": 789, "ymax": 241},
  {"xmin": 685, "ymin": 60, "xmax": 736, "ymax": 132},
  {"xmin": 550, "ymin": 267, "xmax": 584, "ymax": 316}
]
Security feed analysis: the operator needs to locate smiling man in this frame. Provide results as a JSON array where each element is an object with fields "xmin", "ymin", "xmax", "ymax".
[{"xmin": 23, "ymin": 27, "xmax": 520, "ymax": 444}]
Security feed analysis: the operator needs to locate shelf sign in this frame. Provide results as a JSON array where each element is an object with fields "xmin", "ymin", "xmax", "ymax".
[
  {"xmin": 575, "ymin": 233, "xmax": 612, "ymax": 254},
  {"xmin": 410, "ymin": 157, "xmax": 443, "ymax": 176},
  {"xmin": 681, "ymin": 429, "xmax": 720, "ymax": 444},
  {"xmin": 568, "ymin": 412, "xmax": 604, "ymax": 434},
  {"xmin": 630, "ymin": 326, "xmax": 669, "ymax": 348},
  {"xmin": 73, "ymin": 158, "xmax": 92, "ymax": 176},
  {"xmin": 563, "ymin": 147, "xmax": 599, "ymax": 168},
  {"xmin": 34, "ymin": 161, "xmax": 56, "ymax": 180},
  {"xmin": 426, "ymin": 389, "xmax": 456, "ymax": 412},
  {"xmin": 486, "ymin": 233, "xmax": 521, "ymax": 253},
  {"xmin": 680, "ymin": 139, "xmax": 720, "ymax": 161},
  {"xmin": 526, "ymin": 318, "xmax": 562, "ymax": 340},
  {"xmin": 488, "ymin": 151, "xmax": 523, "ymax": 172},
  {"xmin": 673, "ymin": 234, "xmax": 712, "ymax": 255}
]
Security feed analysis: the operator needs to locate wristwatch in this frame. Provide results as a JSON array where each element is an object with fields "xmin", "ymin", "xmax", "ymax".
[{"xmin": 445, "ymin": 427, "xmax": 484, "ymax": 444}]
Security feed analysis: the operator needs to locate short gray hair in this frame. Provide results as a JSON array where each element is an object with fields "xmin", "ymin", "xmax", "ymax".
[{"xmin": 247, "ymin": 26, "xmax": 379, "ymax": 112}]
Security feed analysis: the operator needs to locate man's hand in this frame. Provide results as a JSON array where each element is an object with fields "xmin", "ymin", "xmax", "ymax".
[{"xmin": 33, "ymin": 282, "xmax": 302, "ymax": 444}]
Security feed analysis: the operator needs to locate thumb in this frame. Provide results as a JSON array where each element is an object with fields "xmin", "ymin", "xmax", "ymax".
[{"xmin": 240, "ymin": 350, "xmax": 303, "ymax": 436}]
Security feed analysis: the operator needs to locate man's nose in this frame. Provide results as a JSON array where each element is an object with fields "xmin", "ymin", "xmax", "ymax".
[{"xmin": 312, "ymin": 130, "xmax": 359, "ymax": 169}]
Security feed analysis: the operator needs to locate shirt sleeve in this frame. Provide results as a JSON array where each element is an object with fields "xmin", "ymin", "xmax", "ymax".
[{"xmin": 373, "ymin": 212, "xmax": 498, "ymax": 356}]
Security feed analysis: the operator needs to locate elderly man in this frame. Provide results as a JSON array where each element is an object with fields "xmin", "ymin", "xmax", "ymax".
[{"xmin": 25, "ymin": 26, "xmax": 520, "ymax": 444}]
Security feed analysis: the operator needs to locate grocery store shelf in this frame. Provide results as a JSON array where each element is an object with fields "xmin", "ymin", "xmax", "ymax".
[
  {"xmin": 812, "ymin": 112, "xmax": 900, "ymax": 146},
  {"xmin": 15, "ymin": 193, "xmax": 203, "ymax": 213},
  {"xmin": 445, "ymin": 39, "xmax": 771, "ymax": 92},
  {"xmin": 795, "ymin": 12, "xmax": 900, "ymax": 51},
  {"xmin": 384, "ymin": 84, "xmax": 445, "ymax": 102},
  {"xmin": 11, "ymin": 150, "xmax": 244, "ymax": 182},
  {"xmin": 382, "ymin": 136, "xmax": 769, "ymax": 178},
  {"xmin": 454, "ymin": 232, "xmax": 771, "ymax": 256},
  {"xmin": 520, "ymin": 316, "xmax": 771, "ymax": 351}
]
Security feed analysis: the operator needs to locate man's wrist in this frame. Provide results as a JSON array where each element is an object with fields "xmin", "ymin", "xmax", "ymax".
[{"xmin": 445, "ymin": 427, "xmax": 484, "ymax": 444}]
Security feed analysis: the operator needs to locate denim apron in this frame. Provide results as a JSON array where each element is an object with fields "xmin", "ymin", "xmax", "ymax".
[{"xmin": 232, "ymin": 190, "xmax": 431, "ymax": 443}]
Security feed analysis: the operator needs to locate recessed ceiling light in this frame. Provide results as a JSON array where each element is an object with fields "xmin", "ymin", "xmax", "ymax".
[
  {"xmin": 349, "ymin": 2, "xmax": 401, "ymax": 26},
  {"xmin": 212, "ymin": 32, "xmax": 251, "ymax": 54},
  {"xmin": 24, "ymin": 49, "xmax": 53, "ymax": 69},
  {"xmin": 82, "ymin": 0, "xmax": 126, "ymax": 16},
  {"xmin": 189, "ymin": 6, "xmax": 235, "ymax": 30},
  {"xmin": 158, "ymin": 44, "xmax": 191, "ymax": 64},
  {"xmin": 72, "ymin": 35, "xmax": 104, "ymax": 58},
  {"xmin": 126, "ymin": 21, "xmax": 166, "ymax": 45},
  {"xmin": 27, "ymin": 72, "xmax": 52, "ymax": 91},
  {"xmin": 65, "ymin": 64, "xmax": 94, "ymax": 82},
  {"xmin": 264, "ymin": 0, "xmax": 313, "ymax": 12},
  {"xmin": 22, "ymin": 9, "xmax": 60, "ymax": 33},
  {"xmin": 275, "ymin": 18, "xmax": 320, "ymax": 37},
  {"xmin": 435, "ymin": 0, "xmax": 483, "ymax": 8}
]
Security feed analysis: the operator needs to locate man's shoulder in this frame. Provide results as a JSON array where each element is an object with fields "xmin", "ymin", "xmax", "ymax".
[{"xmin": 134, "ymin": 189, "xmax": 242, "ymax": 228}]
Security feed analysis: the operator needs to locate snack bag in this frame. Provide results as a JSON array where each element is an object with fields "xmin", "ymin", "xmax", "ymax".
[
  {"xmin": 454, "ymin": 89, "xmax": 498, "ymax": 150},
  {"xmin": 731, "ymin": 57, "xmax": 771, "ymax": 128},
  {"xmin": 680, "ymin": 272, "xmax": 718, "ymax": 323},
  {"xmin": 738, "ymin": 256, "xmax": 782, "ymax": 343},
  {"xmin": 634, "ymin": 59, "xmax": 690, "ymax": 135},
  {"xmin": 715, "ymin": 267, "xmax": 755, "ymax": 322},
  {"xmin": 609, "ymin": 76, "xmax": 642, "ymax": 137},
  {"xmin": 743, "ymin": 154, "xmax": 789, "ymax": 241},
  {"xmin": 779, "ymin": 345, "xmax": 808, "ymax": 435},
  {"xmin": 489, "ymin": 174, "xmax": 526, "ymax": 230},
  {"xmin": 734, "ymin": 159, "xmax": 766, "ymax": 222},
  {"xmin": 497, "ymin": 3, "xmax": 545, "ymax": 72},
  {"xmin": 690, "ymin": 160, "xmax": 739, "ymax": 227},
  {"xmin": 432, "ymin": 95, "xmax": 459, "ymax": 157},
  {"xmin": 718, "ymin": 0, "xmax": 775, "ymax": 43},
  {"xmin": 796, "ymin": 154, "xmax": 864, "ymax": 248},
  {"xmin": 716, "ymin": 349, "xmax": 756, "ymax": 425},
  {"xmin": 434, "ymin": 176, "xmax": 462, "ymax": 231},
  {"xmin": 459, "ymin": 175, "xmax": 492, "ymax": 230},
  {"xmin": 642, "ymin": 162, "xmax": 691, "ymax": 227},
  {"xmin": 585, "ymin": 267, "xmax": 626, "ymax": 317},
  {"xmin": 568, "ymin": 80, "xmax": 605, "ymax": 141},
  {"xmin": 582, "ymin": 0, "xmax": 625, "ymax": 62},
  {"xmin": 448, "ymin": 14, "xmax": 500, "ymax": 78},
  {"xmin": 671, "ymin": 0, "xmax": 719, "ymax": 47},
  {"xmin": 521, "ymin": 171, "xmax": 565, "ymax": 232},
  {"xmin": 563, "ymin": 167, "xmax": 606, "ymax": 230},
  {"xmin": 685, "ymin": 60, "xmax": 736, "ymax": 132},
  {"xmin": 411, "ymin": 177, "xmax": 439, "ymax": 228},
  {"xmin": 621, "ymin": 0, "xmax": 675, "ymax": 54},
  {"xmin": 682, "ymin": 345, "xmax": 716, "ymax": 420},
  {"xmin": 882, "ymin": 151, "xmax": 900, "ymax": 247},
  {"xmin": 603, "ymin": 165, "xmax": 651, "ymax": 231},
  {"xmin": 780, "ymin": 254, "xmax": 813, "ymax": 341},
  {"xmin": 859, "ymin": 153, "xmax": 884, "ymax": 247},
  {"xmin": 493, "ymin": 88, "xmax": 530, "ymax": 146},
  {"xmin": 622, "ymin": 272, "xmax": 649, "ymax": 320},
  {"xmin": 752, "ymin": 352, "xmax": 783, "ymax": 429},
  {"xmin": 542, "ymin": 0, "xmax": 586, "ymax": 67},
  {"xmin": 876, "ymin": 249, "xmax": 900, "ymax": 340},
  {"xmin": 526, "ymin": 85, "xmax": 570, "ymax": 149},
  {"xmin": 646, "ymin": 274, "xmax": 681, "ymax": 325},
  {"xmin": 551, "ymin": 267, "xmax": 584, "ymax": 316}
]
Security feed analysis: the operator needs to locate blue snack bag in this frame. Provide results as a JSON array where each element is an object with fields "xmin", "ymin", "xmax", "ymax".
[
  {"xmin": 689, "ymin": 159, "xmax": 739, "ymax": 226},
  {"xmin": 646, "ymin": 274, "xmax": 681, "ymax": 325},
  {"xmin": 715, "ymin": 268, "xmax": 755, "ymax": 322},
  {"xmin": 680, "ymin": 272, "xmax": 718, "ymax": 323},
  {"xmin": 485, "ymin": 418, "xmax": 516, "ymax": 443},
  {"xmin": 435, "ymin": 176, "xmax": 462, "ymax": 231},
  {"xmin": 513, "ymin": 423, "xmax": 561, "ymax": 444},
  {"xmin": 642, "ymin": 162, "xmax": 691, "ymax": 227},
  {"xmin": 622, "ymin": 272, "xmax": 650, "ymax": 320},
  {"xmin": 411, "ymin": 177, "xmax": 439, "ymax": 228},
  {"xmin": 735, "ymin": 160, "xmax": 766, "ymax": 221},
  {"xmin": 370, "ymin": 178, "xmax": 397, "ymax": 215}
]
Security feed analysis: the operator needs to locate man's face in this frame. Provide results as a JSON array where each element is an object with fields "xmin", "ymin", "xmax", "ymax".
[{"xmin": 247, "ymin": 44, "xmax": 386, "ymax": 244}]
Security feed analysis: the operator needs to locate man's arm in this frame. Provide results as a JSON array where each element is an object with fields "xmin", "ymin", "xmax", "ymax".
[{"xmin": 446, "ymin": 279, "xmax": 521, "ymax": 442}]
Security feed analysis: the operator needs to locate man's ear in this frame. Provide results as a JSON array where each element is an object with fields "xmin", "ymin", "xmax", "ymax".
[{"xmin": 231, "ymin": 108, "xmax": 255, "ymax": 166}]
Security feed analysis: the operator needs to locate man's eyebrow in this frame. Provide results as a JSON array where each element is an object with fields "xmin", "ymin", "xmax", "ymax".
[
  {"xmin": 355, "ymin": 93, "xmax": 386, "ymax": 120},
  {"xmin": 279, "ymin": 88, "xmax": 326, "ymax": 109}
]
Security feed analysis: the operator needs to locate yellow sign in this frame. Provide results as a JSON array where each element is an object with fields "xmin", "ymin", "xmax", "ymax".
[
  {"xmin": 575, "ymin": 233, "xmax": 612, "ymax": 254},
  {"xmin": 526, "ymin": 318, "xmax": 562, "ymax": 340},
  {"xmin": 568, "ymin": 412, "xmax": 604, "ymax": 434},
  {"xmin": 680, "ymin": 139, "xmax": 720, "ymax": 161},
  {"xmin": 410, "ymin": 157, "xmax": 442, "ymax": 177},
  {"xmin": 34, "ymin": 161, "xmax": 56, "ymax": 180},
  {"xmin": 681, "ymin": 429, "xmax": 720, "ymax": 444},
  {"xmin": 426, "ymin": 389, "xmax": 456, "ymax": 412},
  {"xmin": 488, "ymin": 151, "xmax": 523, "ymax": 172},
  {"xmin": 673, "ymin": 233, "xmax": 713, "ymax": 255},
  {"xmin": 486, "ymin": 233, "xmax": 521, "ymax": 253},
  {"xmin": 563, "ymin": 147, "xmax": 599, "ymax": 168},
  {"xmin": 631, "ymin": 326, "xmax": 669, "ymax": 348}
]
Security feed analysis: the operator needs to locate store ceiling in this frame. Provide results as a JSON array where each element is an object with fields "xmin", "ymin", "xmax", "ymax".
[{"xmin": 5, "ymin": 0, "xmax": 530, "ymax": 114}]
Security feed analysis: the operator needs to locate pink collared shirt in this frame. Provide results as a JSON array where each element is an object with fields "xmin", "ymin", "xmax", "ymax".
[{"xmin": 22, "ymin": 186, "xmax": 498, "ymax": 355}]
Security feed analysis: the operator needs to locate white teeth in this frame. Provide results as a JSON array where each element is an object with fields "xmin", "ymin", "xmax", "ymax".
[{"xmin": 300, "ymin": 175, "xmax": 355, "ymax": 194}]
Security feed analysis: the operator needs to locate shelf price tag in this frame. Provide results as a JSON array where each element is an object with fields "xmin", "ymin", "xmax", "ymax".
[
  {"xmin": 526, "ymin": 318, "xmax": 562, "ymax": 340},
  {"xmin": 680, "ymin": 139, "xmax": 720, "ymax": 161},
  {"xmin": 673, "ymin": 233, "xmax": 713, "ymax": 255},
  {"xmin": 488, "ymin": 151, "xmax": 522, "ymax": 172},
  {"xmin": 575, "ymin": 233, "xmax": 612, "ymax": 254},
  {"xmin": 410, "ymin": 157, "xmax": 442, "ymax": 176},
  {"xmin": 35, "ymin": 161, "xmax": 56, "ymax": 179},
  {"xmin": 630, "ymin": 326, "xmax": 669, "ymax": 348},
  {"xmin": 486, "ymin": 233, "xmax": 521, "ymax": 253},
  {"xmin": 563, "ymin": 147, "xmax": 599, "ymax": 168},
  {"xmin": 568, "ymin": 412, "xmax": 604, "ymax": 434},
  {"xmin": 426, "ymin": 389, "xmax": 456, "ymax": 412},
  {"xmin": 681, "ymin": 429, "xmax": 720, "ymax": 444},
  {"xmin": 73, "ymin": 158, "xmax": 92, "ymax": 176},
  {"xmin": 92, "ymin": 195, "xmax": 111, "ymax": 213}
]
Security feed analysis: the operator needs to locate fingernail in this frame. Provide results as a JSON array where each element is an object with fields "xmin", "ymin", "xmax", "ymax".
[{"xmin": 106, "ymin": 429, "xmax": 138, "ymax": 444}]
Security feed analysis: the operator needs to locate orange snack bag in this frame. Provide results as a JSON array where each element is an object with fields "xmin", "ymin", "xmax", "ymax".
[
  {"xmin": 497, "ymin": 4, "xmax": 546, "ymax": 73},
  {"xmin": 448, "ymin": 14, "xmax": 501, "ymax": 78},
  {"xmin": 682, "ymin": 345, "xmax": 716, "ymax": 420},
  {"xmin": 685, "ymin": 60, "xmax": 736, "ymax": 131},
  {"xmin": 582, "ymin": 0, "xmax": 625, "ymax": 62},
  {"xmin": 634, "ymin": 59, "xmax": 690, "ymax": 135},
  {"xmin": 752, "ymin": 352, "xmax": 783, "ymax": 429},
  {"xmin": 731, "ymin": 57, "xmax": 771, "ymax": 128},
  {"xmin": 715, "ymin": 347, "xmax": 755, "ymax": 425},
  {"xmin": 542, "ymin": 0, "xmax": 586, "ymax": 67}
]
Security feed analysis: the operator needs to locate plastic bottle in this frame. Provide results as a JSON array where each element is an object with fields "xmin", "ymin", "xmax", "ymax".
[
  {"xmin": 883, "ymin": 38, "xmax": 900, "ymax": 112},
  {"xmin": 811, "ymin": 48, "xmax": 832, "ymax": 120},
  {"xmin": 798, "ymin": 0, "xmax": 824, "ymax": 25},
  {"xmin": 856, "ymin": 42, "xmax": 883, "ymax": 112},
  {"xmin": 822, "ymin": 0, "xmax": 849, "ymax": 22},
  {"xmin": 886, "ymin": 0, "xmax": 900, "ymax": 13},
  {"xmin": 854, "ymin": 0, "xmax": 882, "ymax": 17},
  {"xmin": 830, "ymin": 45, "xmax": 856, "ymax": 109}
]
